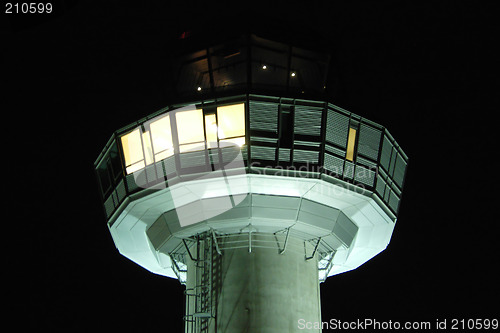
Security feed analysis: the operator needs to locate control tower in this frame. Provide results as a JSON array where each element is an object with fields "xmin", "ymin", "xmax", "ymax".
[{"xmin": 95, "ymin": 34, "xmax": 408, "ymax": 332}]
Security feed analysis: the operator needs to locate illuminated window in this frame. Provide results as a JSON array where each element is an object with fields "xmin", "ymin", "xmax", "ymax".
[
  {"xmin": 216, "ymin": 103, "xmax": 245, "ymax": 142},
  {"xmin": 176, "ymin": 108, "xmax": 205, "ymax": 152},
  {"xmin": 220, "ymin": 137, "xmax": 246, "ymax": 147},
  {"xmin": 120, "ymin": 103, "xmax": 246, "ymax": 175},
  {"xmin": 142, "ymin": 131, "xmax": 154, "ymax": 165},
  {"xmin": 346, "ymin": 127, "xmax": 357, "ymax": 162},
  {"xmin": 150, "ymin": 114, "xmax": 174, "ymax": 160},
  {"xmin": 204, "ymin": 114, "xmax": 218, "ymax": 148},
  {"xmin": 121, "ymin": 128, "xmax": 145, "ymax": 174}
]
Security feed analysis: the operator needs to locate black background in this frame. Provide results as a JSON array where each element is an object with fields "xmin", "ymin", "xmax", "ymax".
[{"xmin": 4, "ymin": 0, "xmax": 497, "ymax": 331}]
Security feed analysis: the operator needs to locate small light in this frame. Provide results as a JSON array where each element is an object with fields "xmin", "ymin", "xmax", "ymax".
[
  {"xmin": 262, "ymin": 65, "xmax": 267, "ymax": 70},
  {"xmin": 197, "ymin": 86, "xmax": 202, "ymax": 91},
  {"xmin": 291, "ymin": 72, "xmax": 296, "ymax": 77}
]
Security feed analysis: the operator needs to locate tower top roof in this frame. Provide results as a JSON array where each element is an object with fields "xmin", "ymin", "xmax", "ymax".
[{"xmin": 170, "ymin": 33, "xmax": 332, "ymax": 103}]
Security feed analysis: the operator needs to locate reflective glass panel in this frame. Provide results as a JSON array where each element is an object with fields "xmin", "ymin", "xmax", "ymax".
[
  {"xmin": 205, "ymin": 114, "xmax": 218, "ymax": 148},
  {"xmin": 150, "ymin": 114, "xmax": 174, "ymax": 159},
  {"xmin": 121, "ymin": 128, "xmax": 144, "ymax": 173},
  {"xmin": 142, "ymin": 131, "xmax": 154, "ymax": 165},
  {"xmin": 176, "ymin": 109, "xmax": 205, "ymax": 144},
  {"xmin": 216, "ymin": 103, "xmax": 245, "ymax": 139}
]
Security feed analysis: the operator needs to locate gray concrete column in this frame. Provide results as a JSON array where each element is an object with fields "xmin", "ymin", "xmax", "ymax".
[{"xmin": 185, "ymin": 233, "xmax": 322, "ymax": 333}]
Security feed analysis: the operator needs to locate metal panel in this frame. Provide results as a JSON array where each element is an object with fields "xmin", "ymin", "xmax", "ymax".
[
  {"xmin": 300, "ymin": 199, "xmax": 339, "ymax": 222},
  {"xmin": 375, "ymin": 174, "xmax": 386, "ymax": 198},
  {"xmin": 251, "ymin": 136, "xmax": 278, "ymax": 144},
  {"xmin": 147, "ymin": 216, "xmax": 172, "ymax": 250},
  {"xmin": 325, "ymin": 109, "xmax": 349, "ymax": 148},
  {"xmin": 380, "ymin": 135, "xmax": 392, "ymax": 172},
  {"xmin": 116, "ymin": 179, "xmax": 126, "ymax": 202},
  {"xmin": 252, "ymin": 206, "xmax": 298, "ymax": 220},
  {"xmin": 388, "ymin": 190, "xmax": 400, "ymax": 213},
  {"xmin": 333, "ymin": 212, "xmax": 357, "ymax": 247},
  {"xmin": 180, "ymin": 151, "xmax": 207, "ymax": 168},
  {"xmin": 145, "ymin": 164, "xmax": 157, "ymax": 182},
  {"xmin": 241, "ymin": 145, "xmax": 248, "ymax": 161},
  {"xmin": 324, "ymin": 153, "xmax": 344, "ymax": 175},
  {"xmin": 293, "ymin": 149, "xmax": 319, "ymax": 163},
  {"xmin": 163, "ymin": 156, "xmax": 176, "ymax": 175},
  {"xmin": 354, "ymin": 165, "xmax": 376, "ymax": 187},
  {"xmin": 294, "ymin": 140, "xmax": 321, "ymax": 147},
  {"xmin": 104, "ymin": 195, "xmax": 115, "ymax": 218},
  {"xmin": 278, "ymin": 148, "xmax": 291, "ymax": 161},
  {"xmin": 393, "ymin": 154, "xmax": 407, "ymax": 188},
  {"xmin": 325, "ymin": 144, "xmax": 345, "ymax": 157},
  {"xmin": 343, "ymin": 161, "xmax": 354, "ymax": 179},
  {"xmin": 221, "ymin": 147, "xmax": 241, "ymax": 164},
  {"xmin": 126, "ymin": 173, "xmax": 139, "ymax": 193},
  {"xmin": 249, "ymin": 101, "xmax": 279, "ymax": 132},
  {"xmin": 357, "ymin": 156, "xmax": 377, "ymax": 169},
  {"xmin": 384, "ymin": 184, "xmax": 391, "ymax": 201},
  {"xmin": 251, "ymin": 146, "xmax": 276, "ymax": 161},
  {"xmin": 208, "ymin": 149, "xmax": 219, "ymax": 164},
  {"xmin": 297, "ymin": 211, "xmax": 334, "ymax": 231},
  {"xmin": 252, "ymin": 194, "xmax": 300, "ymax": 209},
  {"xmin": 357, "ymin": 124, "xmax": 381, "ymax": 160},
  {"xmin": 294, "ymin": 105, "xmax": 323, "ymax": 136},
  {"xmin": 388, "ymin": 150, "xmax": 397, "ymax": 176}
]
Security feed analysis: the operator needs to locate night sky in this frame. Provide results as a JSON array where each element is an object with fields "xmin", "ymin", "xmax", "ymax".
[{"xmin": 4, "ymin": 1, "xmax": 497, "ymax": 331}]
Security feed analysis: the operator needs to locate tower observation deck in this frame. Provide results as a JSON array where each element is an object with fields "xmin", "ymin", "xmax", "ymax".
[{"xmin": 95, "ymin": 34, "xmax": 408, "ymax": 332}]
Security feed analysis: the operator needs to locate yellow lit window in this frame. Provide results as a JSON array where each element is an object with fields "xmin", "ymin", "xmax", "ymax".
[
  {"xmin": 204, "ymin": 114, "xmax": 218, "ymax": 148},
  {"xmin": 346, "ymin": 127, "xmax": 357, "ymax": 162},
  {"xmin": 121, "ymin": 128, "xmax": 145, "ymax": 174},
  {"xmin": 120, "ymin": 103, "xmax": 246, "ymax": 174},
  {"xmin": 176, "ymin": 109, "xmax": 205, "ymax": 151},
  {"xmin": 142, "ymin": 131, "xmax": 154, "ymax": 165},
  {"xmin": 220, "ymin": 137, "xmax": 246, "ymax": 147},
  {"xmin": 216, "ymin": 103, "xmax": 245, "ymax": 140},
  {"xmin": 150, "ymin": 114, "xmax": 174, "ymax": 160}
]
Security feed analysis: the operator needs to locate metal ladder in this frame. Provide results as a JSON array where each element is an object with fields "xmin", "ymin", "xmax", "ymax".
[
  {"xmin": 184, "ymin": 232, "xmax": 220, "ymax": 333},
  {"xmin": 197, "ymin": 234, "xmax": 212, "ymax": 332}
]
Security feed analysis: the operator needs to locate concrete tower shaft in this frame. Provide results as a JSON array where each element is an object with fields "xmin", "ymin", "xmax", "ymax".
[{"xmin": 184, "ymin": 232, "xmax": 321, "ymax": 333}]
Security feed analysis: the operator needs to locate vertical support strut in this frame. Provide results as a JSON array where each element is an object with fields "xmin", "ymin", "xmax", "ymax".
[
  {"xmin": 211, "ymin": 228, "xmax": 222, "ymax": 256},
  {"xmin": 279, "ymin": 227, "xmax": 291, "ymax": 255},
  {"xmin": 183, "ymin": 238, "xmax": 197, "ymax": 262},
  {"xmin": 240, "ymin": 224, "xmax": 256, "ymax": 254},
  {"xmin": 248, "ymin": 229, "xmax": 252, "ymax": 253},
  {"xmin": 306, "ymin": 237, "xmax": 321, "ymax": 260}
]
